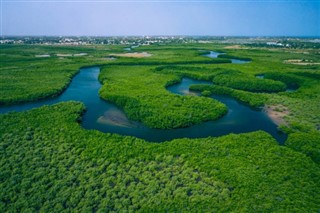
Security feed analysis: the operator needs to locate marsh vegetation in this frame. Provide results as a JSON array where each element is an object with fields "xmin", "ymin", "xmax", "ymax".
[{"xmin": 1, "ymin": 40, "xmax": 319, "ymax": 211}]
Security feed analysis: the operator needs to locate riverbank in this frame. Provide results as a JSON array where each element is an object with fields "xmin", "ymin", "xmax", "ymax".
[
  {"xmin": 0, "ymin": 67, "xmax": 287, "ymax": 143},
  {"xmin": 264, "ymin": 105, "xmax": 289, "ymax": 126}
]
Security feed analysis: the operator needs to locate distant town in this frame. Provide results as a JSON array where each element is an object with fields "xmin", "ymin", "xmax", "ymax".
[{"xmin": 1, "ymin": 36, "xmax": 319, "ymax": 49}]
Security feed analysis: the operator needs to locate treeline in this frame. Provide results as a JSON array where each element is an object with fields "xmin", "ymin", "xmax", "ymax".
[
  {"xmin": 212, "ymin": 73, "xmax": 287, "ymax": 92},
  {"xmin": 190, "ymin": 84, "xmax": 267, "ymax": 107},
  {"xmin": 154, "ymin": 65, "xmax": 208, "ymax": 72},
  {"xmin": 263, "ymin": 72, "xmax": 303, "ymax": 89},
  {"xmin": 154, "ymin": 66, "xmax": 237, "ymax": 81},
  {"xmin": 154, "ymin": 65, "xmax": 216, "ymax": 80}
]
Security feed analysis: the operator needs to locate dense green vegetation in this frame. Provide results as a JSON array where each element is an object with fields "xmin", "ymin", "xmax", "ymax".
[
  {"xmin": 155, "ymin": 65, "xmax": 288, "ymax": 93},
  {"xmin": 1, "ymin": 102, "xmax": 319, "ymax": 212},
  {"xmin": 217, "ymin": 53, "xmax": 251, "ymax": 61},
  {"xmin": 212, "ymin": 72, "xmax": 286, "ymax": 92},
  {"xmin": 189, "ymin": 84, "xmax": 267, "ymax": 107},
  {"xmin": 0, "ymin": 59, "xmax": 79, "ymax": 105},
  {"xmin": 154, "ymin": 65, "xmax": 219, "ymax": 80},
  {"xmin": 1, "ymin": 41, "xmax": 320, "ymax": 211},
  {"xmin": 99, "ymin": 66, "xmax": 227, "ymax": 129},
  {"xmin": 263, "ymin": 72, "xmax": 304, "ymax": 89},
  {"xmin": 0, "ymin": 45, "xmax": 115, "ymax": 104},
  {"xmin": 0, "ymin": 45, "xmax": 232, "ymax": 105},
  {"xmin": 152, "ymin": 48, "xmax": 320, "ymax": 132},
  {"xmin": 286, "ymin": 131, "xmax": 320, "ymax": 164}
]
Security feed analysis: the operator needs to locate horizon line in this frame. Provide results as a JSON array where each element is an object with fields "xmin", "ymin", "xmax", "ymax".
[{"xmin": 1, "ymin": 35, "xmax": 320, "ymax": 38}]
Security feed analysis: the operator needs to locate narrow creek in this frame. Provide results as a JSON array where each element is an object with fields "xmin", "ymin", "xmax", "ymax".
[
  {"xmin": 204, "ymin": 51, "xmax": 250, "ymax": 64},
  {"xmin": 0, "ymin": 67, "xmax": 287, "ymax": 143}
]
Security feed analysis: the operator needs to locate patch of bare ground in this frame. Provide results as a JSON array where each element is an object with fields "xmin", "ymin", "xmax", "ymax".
[
  {"xmin": 56, "ymin": 53, "xmax": 88, "ymax": 57},
  {"xmin": 97, "ymin": 109, "xmax": 139, "ymax": 128},
  {"xmin": 223, "ymin": 45, "xmax": 247, "ymax": 49},
  {"xmin": 35, "ymin": 54, "xmax": 50, "ymax": 58},
  {"xmin": 110, "ymin": 52, "xmax": 152, "ymax": 58},
  {"xmin": 284, "ymin": 59, "xmax": 320, "ymax": 65},
  {"xmin": 264, "ymin": 105, "xmax": 289, "ymax": 126}
]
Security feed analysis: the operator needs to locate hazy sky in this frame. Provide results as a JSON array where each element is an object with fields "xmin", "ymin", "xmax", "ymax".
[{"xmin": 1, "ymin": 0, "xmax": 319, "ymax": 36}]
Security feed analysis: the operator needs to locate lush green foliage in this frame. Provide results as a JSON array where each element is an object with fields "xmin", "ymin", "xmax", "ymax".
[
  {"xmin": 264, "ymin": 72, "xmax": 304, "ymax": 88},
  {"xmin": 190, "ymin": 84, "xmax": 267, "ymax": 107},
  {"xmin": 266, "ymin": 82, "xmax": 320, "ymax": 132},
  {"xmin": 0, "ymin": 45, "xmax": 231, "ymax": 105},
  {"xmin": 0, "ymin": 60, "xmax": 79, "ymax": 105},
  {"xmin": 0, "ymin": 45, "xmax": 117, "ymax": 105},
  {"xmin": 1, "ymin": 42, "xmax": 320, "ymax": 212},
  {"xmin": 99, "ymin": 66, "xmax": 227, "ymax": 129},
  {"xmin": 286, "ymin": 131, "xmax": 320, "ymax": 164},
  {"xmin": 155, "ymin": 65, "xmax": 287, "ymax": 93},
  {"xmin": 1, "ymin": 102, "xmax": 319, "ymax": 212},
  {"xmin": 154, "ymin": 65, "xmax": 223, "ymax": 80},
  {"xmin": 152, "ymin": 48, "xmax": 320, "ymax": 131},
  {"xmin": 212, "ymin": 72, "xmax": 286, "ymax": 92},
  {"xmin": 217, "ymin": 54, "xmax": 251, "ymax": 61}
]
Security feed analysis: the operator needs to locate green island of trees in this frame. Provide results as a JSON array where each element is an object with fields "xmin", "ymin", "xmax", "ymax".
[
  {"xmin": 98, "ymin": 65, "xmax": 227, "ymax": 129},
  {"xmin": 0, "ymin": 41, "xmax": 320, "ymax": 211}
]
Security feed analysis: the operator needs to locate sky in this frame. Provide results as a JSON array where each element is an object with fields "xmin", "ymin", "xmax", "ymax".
[{"xmin": 1, "ymin": 0, "xmax": 319, "ymax": 37}]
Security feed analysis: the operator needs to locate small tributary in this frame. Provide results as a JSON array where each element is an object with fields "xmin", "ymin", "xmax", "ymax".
[
  {"xmin": 0, "ymin": 67, "xmax": 287, "ymax": 143},
  {"xmin": 204, "ymin": 51, "xmax": 250, "ymax": 64}
]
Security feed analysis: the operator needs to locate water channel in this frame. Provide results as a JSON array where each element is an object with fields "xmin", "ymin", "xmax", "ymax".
[
  {"xmin": 204, "ymin": 51, "xmax": 250, "ymax": 64},
  {"xmin": 0, "ymin": 66, "xmax": 287, "ymax": 143}
]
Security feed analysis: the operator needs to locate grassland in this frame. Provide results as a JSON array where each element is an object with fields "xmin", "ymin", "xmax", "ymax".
[{"xmin": 0, "ymin": 41, "xmax": 319, "ymax": 211}]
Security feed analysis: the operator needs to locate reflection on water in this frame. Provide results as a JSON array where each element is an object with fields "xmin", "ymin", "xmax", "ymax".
[
  {"xmin": 231, "ymin": 59, "xmax": 250, "ymax": 64},
  {"xmin": 204, "ymin": 51, "xmax": 225, "ymax": 58}
]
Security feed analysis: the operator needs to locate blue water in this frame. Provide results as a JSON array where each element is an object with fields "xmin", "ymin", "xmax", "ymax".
[
  {"xmin": 204, "ymin": 51, "xmax": 250, "ymax": 64},
  {"xmin": 0, "ymin": 67, "xmax": 286, "ymax": 143}
]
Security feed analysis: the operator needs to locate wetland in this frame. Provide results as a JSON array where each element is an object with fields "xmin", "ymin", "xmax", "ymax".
[
  {"xmin": 1, "ymin": 41, "xmax": 319, "ymax": 212},
  {"xmin": 0, "ymin": 67, "xmax": 286, "ymax": 143}
]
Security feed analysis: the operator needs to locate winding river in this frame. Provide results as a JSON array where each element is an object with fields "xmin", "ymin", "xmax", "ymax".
[
  {"xmin": 204, "ymin": 51, "xmax": 250, "ymax": 64},
  {"xmin": 0, "ymin": 66, "xmax": 287, "ymax": 143}
]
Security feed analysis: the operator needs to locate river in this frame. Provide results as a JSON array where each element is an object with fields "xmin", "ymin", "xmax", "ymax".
[
  {"xmin": 0, "ymin": 67, "xmax": 287, "ymax": 143},
  {"xmin": 204, "ymin": 51, "xmax": 250, "ymax": 64}
]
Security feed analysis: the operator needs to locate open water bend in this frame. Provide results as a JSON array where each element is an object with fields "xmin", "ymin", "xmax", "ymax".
[{"xmin": 0, "ymin": 67, "xmax": 286, "ymax": 143}]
